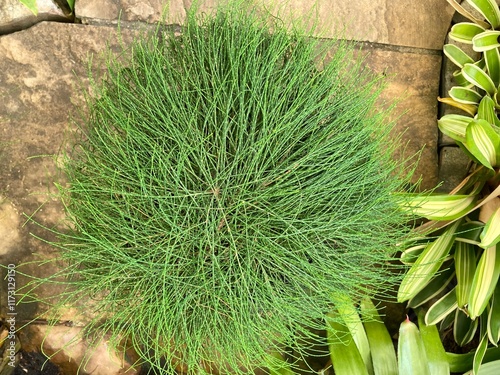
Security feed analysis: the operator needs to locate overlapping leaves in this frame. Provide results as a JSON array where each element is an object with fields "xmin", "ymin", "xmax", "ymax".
[{"xmin": 398, "ymin": 1, "xmax": 500, "ymax": 373}]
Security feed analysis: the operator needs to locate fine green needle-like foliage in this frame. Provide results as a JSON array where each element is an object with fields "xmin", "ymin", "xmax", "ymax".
[{"xmin": 33, "ymin": 3, "xmax": 414, "ymax": 374}]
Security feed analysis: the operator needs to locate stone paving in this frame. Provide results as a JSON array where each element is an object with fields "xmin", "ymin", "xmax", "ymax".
[{"xmin": 0, "ymin": 0, "xmax": 456, "ymax": 374}]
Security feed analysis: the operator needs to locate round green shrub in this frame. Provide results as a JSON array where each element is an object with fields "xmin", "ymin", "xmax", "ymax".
[{"xmin": 45, "ymin": 4, "xmax": 413, "ymax": 374}]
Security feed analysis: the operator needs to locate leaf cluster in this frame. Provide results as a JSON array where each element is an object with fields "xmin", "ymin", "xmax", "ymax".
[{"xmin": 398, "ymin": 1, "xmax": 500, "ymax": 373}]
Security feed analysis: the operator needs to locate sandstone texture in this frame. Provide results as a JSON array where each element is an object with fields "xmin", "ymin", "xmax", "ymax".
[
  {"xmin": 0, "ymin": 0, "xmax": 456, "ymax": 373},
  {"xmin": 0, "ymin": 0, "xmax": 71, "ymax": 35}
]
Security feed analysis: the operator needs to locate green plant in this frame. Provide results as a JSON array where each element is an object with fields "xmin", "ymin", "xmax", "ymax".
[
  {"xmin": 18, "ymin": 0, "xmax": 75, "ymax": 16},
  {"xmin": 24, "ymin": 2, "xmax": 416, "ymax": 374},
  {"xmin": 396, "ymin": 1, "xmax": 500, "ymax": 373},
  {"xmin": 324, "ymin": 297, "xmax": 500, "ymax": 375}
]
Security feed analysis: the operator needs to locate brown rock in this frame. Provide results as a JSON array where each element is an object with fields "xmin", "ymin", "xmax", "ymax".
[
  {"xmin": 19, "ymin": 325, "xmax": 139, "ymax": 375},
  {"xmin": 75, "ymin": 0, "xmax": 454, "ymax": 50},
  {"xmin": 0, "ymin": 0, "xmax": 70, "ymax": 35},
  {"xmin": 358, "ymin": 44, "xmax": 442, "ymax": 190},
  {"xmin": 0, "ymin": 21, "xmax": 141, "ymax": 322},
  {"xmin": 76, "ymin": 0, "xmax": 189, "ymax": 24}
]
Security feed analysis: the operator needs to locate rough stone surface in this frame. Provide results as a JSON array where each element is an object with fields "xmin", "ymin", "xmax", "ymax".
[
  {"xmin": 0, "ymin": 0, "xmax": 70, "ymax": 35},
  {"xmin": 438, "ymin": 146, "xmax": 471, "ymax": 193},
  {"xmin": 19, "ymin": 325, "xmax": 138, "ymax": 375},
  {"xmin": 76, "ymin": 0, "xmax": 190, "ymax": 24},
  {"xmin": 358, "ymin": 44, "xmax": 441, "ymax": 190},
  {"xmin": 75, "ymin": 0, "xmax": 454, "ymax": 50},
  {"xmin": 0, "ymin": 22, "xmax": 141, "ymax": 367},
  {"xmin": 0, "ymin": 199, "xmax": 20, "ymax": 257}
]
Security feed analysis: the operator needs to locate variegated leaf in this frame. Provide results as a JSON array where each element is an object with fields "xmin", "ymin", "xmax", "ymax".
[
  {"xmin": 450, "ymin": 86, "xmax": 483, "ymax": 105},
  {"xmin": 438, "ymin": 114, "xmax": 472, "ymax": 143},
  {"xmin": 446, "ymin": 0, "xmax": 490, "ymax": 27},
  {"xmin": 480, "ymin": 207, "xmax": 500, "ymax": 248},
  {"xmin": 477, "ymin": 96, "xmax": 499, "ymax": 126},
  {"xmin": 455, "ymin": 241, "xmax": 478, "ymax": 308},
  {"xmin": 468, "ymin": 245, "xmax": 500, "ymax": 319},
  {"xmin": 473, "ymin": 31, "xmax": 500, "ymax": 52},
  {"xmin": 449, "ymin": 23, "xmax": 487, "ymax": 44},
  {"xmin": 487, "ymin": 286, "xmax": 500, "ymax": 345},
  {"xmin": 484, "ymin": 48, "xmax": 500, "ymax": 88},
  {"xmin": 398, "ymin": 221, "xmax": 461, "ymax": 302},
  {"xmin": 462, "ymin": 63, "xmax": 497, "ymax": 96},
  {"xmin": 454, "ymin": 309, "xmax": 479, "ymax": 346},
  {"xmin": 408, "ymin": 267, "xmax": 455, "ymax": 308},
  {"xmin": 399, "ymin": 193, "xmax": 476, "ymax": 221},
  {"xmin": 467, "ymin": 0, "xmax": 500, "ymax": 29},
  {"xmin": 425, "ymin": 288, "xmax": 458, "ymax": 326},
  {"xmin": 464, "ymin": 119, "xmax": 500, "ymax": 169},
  {"xmin": 444, "ymin": 44, "xmax": 475, "ymax": 68}
]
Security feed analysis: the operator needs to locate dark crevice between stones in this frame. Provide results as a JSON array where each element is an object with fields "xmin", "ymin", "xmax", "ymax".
[
  {"xmin": 12, "ymin": 351, "xmax": 62, "ymax": 375},
  {"xmin": 436, "ymin": 10, "xmax": 472, "ymax": 193}
]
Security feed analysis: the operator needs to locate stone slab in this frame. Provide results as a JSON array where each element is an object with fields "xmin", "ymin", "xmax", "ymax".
[
  {"xmin": 75, "ymin": 0, "xmax": 454, "ymax": 50},
  {"xmin": 0, "ymin": 22, "xmax": 143, "ymax": 369},
  {"xmin": 438, "ymin": 146, "xmax": 471, "ymax": 193},
  {"xmin": 358, "ymin": 44, "xmax": 442, "ymax": 191},
  {"xmin": 19, "ymin": 325, "xmax": 138, "ymax": 375},
  {"xmin": 0, "ymin": 0, "xmax": 70, "ymax": 35}
]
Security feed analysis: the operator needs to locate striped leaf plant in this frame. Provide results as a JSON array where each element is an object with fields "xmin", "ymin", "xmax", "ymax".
[{"xmin": 397, "ymin": 1, "xmax": 500, "ymax": 374}]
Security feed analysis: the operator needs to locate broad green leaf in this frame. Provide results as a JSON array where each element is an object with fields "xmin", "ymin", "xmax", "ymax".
[
  {"xmin": 438, "ymin": 97, "xmax": 478, "ymax": 116},
  {"xmin": 456, "ymin": 221, "xmax": 484, "ymax": 245},
  {"xmin": 425, "ymin": 288, "xmax": 458, "ymax": 326},
  {"xmin": 447, "ymin": 0, "xmax": 491, "ymax": 27},
  {"xmin": 438, "ymin": 114, "xmax": 472, "ymax": 143},
  {"xmin": 473, "ymin": 332, "xmax": 489, "ymax": 375},
  {"xmin": 464, "ymin": 119, "xmax": 500, "ymax": 169},
  {"xmin": 444, "ymin": 44, "xmax": 475, "ymax": 68},
  {"xmin": 462, "ymin": 63, "xmax": 497, "ymax": 96},
  {"xmin": 477, "ymin": 96, "xmax": 499, "ymax": 126},
  {"xmin": 454, "ymin": 308, "xmax": 479, "ymax": 346},
  {"xmin": 468, "ymin": 245, "xmax": 500, "ymax": 319},
  {"xmin": 398, "ymin": 318, "xmax": 431, "ymax": 375},
  {"xmin": 449, "ymin": 86, "xmax": 483, "ymax": 105},
  {"xmin": 447, "ymin": 347, "xmax": 500, "ymax": 373},
  {"xmin": 398, "ymin": 221, "xmax": 461, "ymax": 302},
  {"xmin": 268, "ymin": 351, "xmax": 295, "ymax": 375},
  {"xmin": 458, "ymin": 141, "xmax": 488, "ymax": 167},
  {"xmin": 408, "ymin": 267, "xmax": 455, "ymax": 308},
  {"xmin": 476, "ymin": 359, "xmax": 500, "ymax": 374},
  {"xmin": 360, "ymin": 298, "xmax": 398, "ymax": 375},
  {"xmin": 418, "ymin": 310, "xmax": 450, "ymax": 375},
  {"xmin": 333, "ymin": 294, "xmax": 373, "ymax": 375},
  {"xmin": 401, "ymin": 243, "xmax": 428, "ymax": 265},
  {"xmin": 484, "ymin": 48, "xmax": 500, "ymax": 88},
  {"xmin": 449, "ymin": 23, "xmax": 487, "ymax": 44},
  {"xmin": 455, "ymin": 241, "xmax": 478, "ymax": 308},
  {"xmin": 473, "ymin": 31, "xmax": 500, "ymax": 52},
  {"xmin": 326, "ymin": 312, "xmax": 369, "ymax": 375},
  {"xmin": 488, "ymin": 286, "xmax": 500, "ymax": 345},
  {"xmin": 480, "ymin": 207, "xmax": 500, "ymax": 248},
  {"xmin": 453, "ymin": 69, "xmax": 472, "ymax": 86},
  {"xmin": 467, "ymin": 0, "xmax": 500, "ymax": 29},
  {"xmin": 19, "ymin": 0, "xmax": 38, "ymax": 15},
  {"xmin": 399, "ymin": 194, "xmax": 476, "ymax": 221}
]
